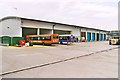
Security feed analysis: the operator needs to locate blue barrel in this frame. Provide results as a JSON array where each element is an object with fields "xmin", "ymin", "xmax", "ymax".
[
  {"xmin": 100, "ymin": 34, "xmax": 103, "ymax": 41},
  {"xmin": 87, "ymin": 32, "xmax": 91, "ymax": 42},
  {"xmin": 92, "ymin": 33, "xmax": 95, "ymax": 41}
]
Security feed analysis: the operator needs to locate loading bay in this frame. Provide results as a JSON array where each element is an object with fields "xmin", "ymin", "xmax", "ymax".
[{"xmin": 0, "ymin": 41, "xmax": 118, "ymax": 78}]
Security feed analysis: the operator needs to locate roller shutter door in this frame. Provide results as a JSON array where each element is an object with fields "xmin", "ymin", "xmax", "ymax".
[
  {"xmin": 22, "ymin": 27, "xmax": 37, "ymax": 39},
  {"xmin": 104, "ymin": 34, "xmax": 106, "ymax": 40},
  {"xmin": 87, "ymin": 32, "xmax": 91, "ymax": 42},
  {"xmin": 54, "ymin": 30, "xmax": 71, "ymax": 35},
  {"xmin": 40, "ymin": 29, "xmax": 52, "ymax": 34},
  {"xmin": 92, "ymin": 33, "xmax": 95, "ymax": 41},
  {"xmin": 100, "ymin": 34, "xmax": 103, "ymax": 41}
]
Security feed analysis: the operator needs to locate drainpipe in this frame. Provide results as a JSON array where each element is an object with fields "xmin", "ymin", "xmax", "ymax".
[
  {"xmin": 52, "ymin": 24, "xmax": 56, "ymax": 34},
  {"xmin": 79, "ymin": 28, "xmax": 81, "ymax": 42},
  {"xmin": 37, "ymin": 28, "xmax": 40, "ymax": 35},
  {"xmin": 86, "ymin": 29, "xmax": 87, "ymax": 42}
]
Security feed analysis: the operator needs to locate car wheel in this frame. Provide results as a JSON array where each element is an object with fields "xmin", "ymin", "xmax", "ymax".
[{"xmin": 109, "ymin": 41, "xmax": 111, "ymax": 45}]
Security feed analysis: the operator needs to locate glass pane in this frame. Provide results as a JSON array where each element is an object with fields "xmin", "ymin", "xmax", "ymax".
[
  {"xmin": 33, "ymin": 37, "xmax": 38, "ymax": 40},
  {"xmin": 39, "ymin": 36, "xmax": 51, "ymax": 40},
  {"xmin": 59, "ymin": 36, "xmax": 69, "ymax": 40},
  {"xmin": 53, "ymin": 36, "xmax": 58, "ymax": 39}
]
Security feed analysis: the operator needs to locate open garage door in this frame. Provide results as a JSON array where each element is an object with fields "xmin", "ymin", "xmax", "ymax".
[
  {"xmin": 22, "ymin": 27, "xmax": 37, "ymax": 39},
  {"xmin": 40, "ymin": 29, "xmax": 52, "ymax": 34},
  {"xmin": 97, "ymin": 33, "xmax": 99, "ymax": 41},
  {"xmin": 81, "ymin": 32, "xmax": 86, "ymax": 42},
  {"xmin": 54, "ymin": 30, "xmax": 71, "ymax": 35}
]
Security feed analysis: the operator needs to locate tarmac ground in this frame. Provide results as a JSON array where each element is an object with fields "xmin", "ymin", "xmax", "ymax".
[{"xmin": 0, "ymin": 41, "xmax": 118, "ymax": 78}]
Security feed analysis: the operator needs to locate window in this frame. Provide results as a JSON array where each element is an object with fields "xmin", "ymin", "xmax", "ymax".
[
  {"xmin": 28, "ymin": 37, "xmax": 33, "ymax": 40},
  {"xmin": 53, "ymin": 36, "xmax": 59, "ymax": 39},
  {"xmin": 39, "ymin": 36, "xmax": 51, "ymax": 40},
  {"xmin": 33, "ymin": 37, "xmax": 38, "ymax": 40},
  {"xmin": 28, "ymin": 37, "xmax": 38, "ymax": 40},
  {"xmin": 59, "ymin": 36, "xmax": 69, "ymax": 40}
]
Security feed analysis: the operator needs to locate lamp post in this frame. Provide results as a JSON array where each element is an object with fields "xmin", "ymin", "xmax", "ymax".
[{"xmin": 10, "ymin": 7, "xmax": 18, "ymax": 46}]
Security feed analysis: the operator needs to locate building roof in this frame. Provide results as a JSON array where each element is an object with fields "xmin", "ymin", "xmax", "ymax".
[{"xmin": 0, "ymin": 16, "xmax": 109, "ymax": 32}]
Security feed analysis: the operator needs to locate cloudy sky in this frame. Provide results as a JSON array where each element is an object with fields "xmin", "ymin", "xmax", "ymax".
[{"xmin": 0, "ymin": 0, "xmax": 119, "ymax": 30}]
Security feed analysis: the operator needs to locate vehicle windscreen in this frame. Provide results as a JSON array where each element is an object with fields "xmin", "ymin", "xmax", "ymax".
[
  {"xmin": 110, "ymin": 33, "xmax": 120, "ymax": 36},
  {"xmin": 59, "ymin": 36, "xmax": 69, "ymax": 40}
]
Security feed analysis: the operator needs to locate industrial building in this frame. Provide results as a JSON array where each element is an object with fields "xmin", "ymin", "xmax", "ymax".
[{"xmin": 0, "ymin": 16, "xmax": 109, "ymax": 42}]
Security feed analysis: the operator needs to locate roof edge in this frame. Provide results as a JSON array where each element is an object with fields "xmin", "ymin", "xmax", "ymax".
[
  {"xmin": 0, "ymin": 16, "xmax": 109, "ymax": 32},
  {"xmin": 0, "ymin": 16, "xmax": 21, "ymax": 21}
]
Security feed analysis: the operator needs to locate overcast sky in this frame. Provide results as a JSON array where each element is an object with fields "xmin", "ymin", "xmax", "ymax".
[{"xmin": 0, "ymin": 0, "xmax": 119, "ymax": 31}]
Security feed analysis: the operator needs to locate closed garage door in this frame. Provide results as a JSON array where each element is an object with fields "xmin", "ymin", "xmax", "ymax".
[
  {"xmin": 92, "ymin": 33, "xmax": 95, "ymax": 41},
  {"xmin": 87, "ymin": 32, "xmax": 91, "ymax": 42},
  {"xmin": 22, "ymin": 27, "xmax": 37, "ymax": 39},
  {"xmin": 104, "ymin": 34, "xmax": 106, "ymax": 40},
  {"xmin": 54, "ymin": 30, "xmax": 71, "ymax": 35},
  {"xmin": 40, "ymin": 29, "xmax": 52, "ymax": 34},
  {"xmin": 100, "ymin": 34, "xmax": 103, "ymax": 41}
]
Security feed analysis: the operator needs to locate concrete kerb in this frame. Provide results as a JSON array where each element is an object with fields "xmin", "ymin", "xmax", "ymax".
[{"xmin": 6, "ymin": 45, "xmax": 45, "ymax": 48}]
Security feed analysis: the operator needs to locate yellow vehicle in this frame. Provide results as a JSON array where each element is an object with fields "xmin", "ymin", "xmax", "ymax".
[{"xmin": 109, "ymin": 30, "xmax": 120, "ymax": 45}]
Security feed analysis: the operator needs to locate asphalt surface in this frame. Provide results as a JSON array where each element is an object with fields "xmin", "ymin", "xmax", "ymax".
[{"xmin": 1, "ymin": 41, "xmax": 118, "ymax": 78}]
